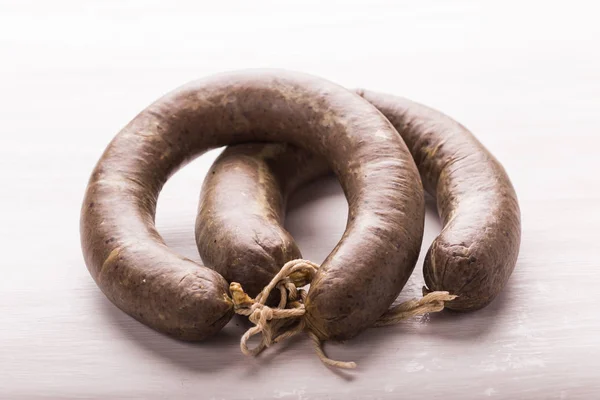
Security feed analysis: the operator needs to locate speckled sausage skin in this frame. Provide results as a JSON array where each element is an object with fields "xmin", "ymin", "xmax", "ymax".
[
  {"xmin": 197, "ymin": 89, "xmax": 520, "ymax": 314},
  {"xmin": 357, "ymin": 90, "xmax": 520, "ymax": 310},
  {"xmin": 80, "ymin": 70, "xmax": 424, "ymax": 342},
  {"xmin": 196, "ymin": 143, "xmax": 328, "ymax": 298}
]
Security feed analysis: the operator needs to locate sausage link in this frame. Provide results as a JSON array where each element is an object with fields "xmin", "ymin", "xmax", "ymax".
[
  {"xmin": 80, "ymin": 71, "xmax": 424, "ymax": 342},
  {"xmin": 196, "ymin": 143, "xmax": 329, "ymax": 299}
]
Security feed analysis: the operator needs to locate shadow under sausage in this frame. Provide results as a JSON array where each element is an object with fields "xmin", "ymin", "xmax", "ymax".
[
  {"xmin": 420, "ymin": 281, "xmax": 516, "ymax": 340},
  {"xmin": 237, "ymin": 329, "xmax": 358, "ymax": 381},
  {"xmin": 96, "ymin": 293, "xmax": 246, "ymax": 373},
  {"xmin": 287, "ymin": 173, "xmax": 338, "ymax": 214},
  {"xmin": 307, "ymin": 282, "xmax": 517, "ymax": 370}
]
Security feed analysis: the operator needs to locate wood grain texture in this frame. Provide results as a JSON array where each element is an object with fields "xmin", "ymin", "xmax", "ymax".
[{"xmin": 1, "ymin": 1, "xmax": 599, "ymax": 399}]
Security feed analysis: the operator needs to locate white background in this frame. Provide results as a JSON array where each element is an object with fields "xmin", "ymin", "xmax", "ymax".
[{"xmin": 1, "ymin": 1, "xmax": 599, "ymax": 399}]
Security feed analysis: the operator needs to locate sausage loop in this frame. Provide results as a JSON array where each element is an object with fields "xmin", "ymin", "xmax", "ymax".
[{"xmin": 231, "ymin": 259, "xmax": 458, "ymax": 369}]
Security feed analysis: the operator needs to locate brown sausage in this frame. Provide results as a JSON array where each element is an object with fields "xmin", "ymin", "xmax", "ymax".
[
  {"xmin": 80, "ymin": 71, "xmax": 424, "ymax": 342},
  {"xmin": 196, "ymin": 143, "xmax": 328, "ymax": 299},
  {"xmin": 196, "ymin": 90, "xmax": 520, "ymax": 313},
  {"xmin": 358, "ymin": 90, "xmax": 520, "ymax": 310}
]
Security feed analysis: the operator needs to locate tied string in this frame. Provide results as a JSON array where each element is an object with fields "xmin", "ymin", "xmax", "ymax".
[
  {"xmin": 231, "ymin": 259, "xmax": 457, "ymax": 369},
  {"xmin": 230, "ymin": 259, "xmax": 317, "ymax": 356}
]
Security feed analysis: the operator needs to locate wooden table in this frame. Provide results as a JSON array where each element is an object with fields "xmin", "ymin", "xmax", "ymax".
[{"xmin": 1, "ymin": 1, "xmax": 598, "ymax": 398}]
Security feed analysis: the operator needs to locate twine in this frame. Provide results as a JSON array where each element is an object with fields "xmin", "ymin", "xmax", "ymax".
[{"xmin": 231, "ymin": 259, "xmax": 457, "ymax": 369}]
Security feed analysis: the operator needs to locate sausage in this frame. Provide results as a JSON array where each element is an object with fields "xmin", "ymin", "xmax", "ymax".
[
  {"xmin": 357, "ymin": 90, "xmax": 520, "ymax": 310},
  {"xmin": 196, "ymin": 89, "xmax": 520, "ymax": 312},
  {"xmin": 196, "ymin": 143, "xmax": 328, "ymax": 299},
  {"xmin": 80, "ymin": 70, "xmax": 425, "ymax": 342}
]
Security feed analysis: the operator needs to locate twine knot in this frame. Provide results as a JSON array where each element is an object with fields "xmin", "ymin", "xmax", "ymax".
[{"xmin": 231, "ymin": 260, "xmax": 317, "ymax": 356}]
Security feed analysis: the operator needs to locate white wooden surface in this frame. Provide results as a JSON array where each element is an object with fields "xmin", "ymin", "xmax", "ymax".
[{"xmin": 1, "ymin": 1, "xmax": 599, "ymax": 399}]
